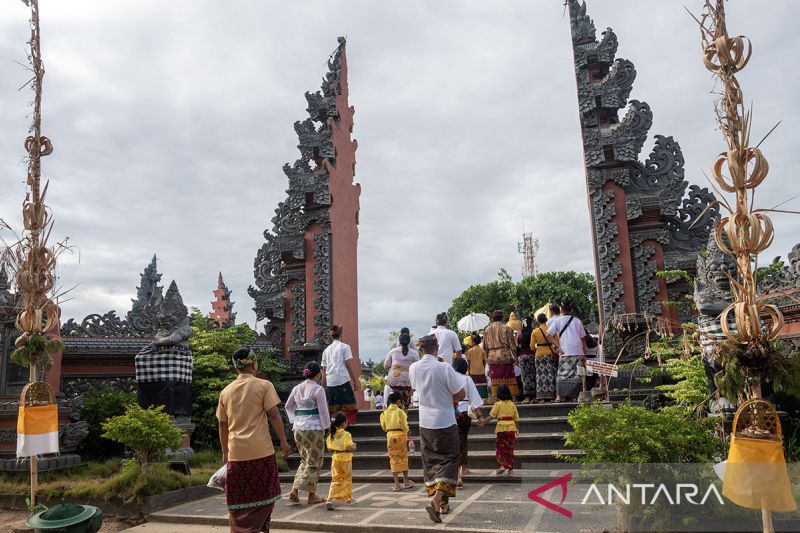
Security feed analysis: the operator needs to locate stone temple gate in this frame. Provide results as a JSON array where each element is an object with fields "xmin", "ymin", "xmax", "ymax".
[
  {"xmin": 567, "ymin": 0, "xmax": 718, "ymax": 352},
  {"xmin": 249, "ymin": 38, "xmax": 362, "ymax": 374}
]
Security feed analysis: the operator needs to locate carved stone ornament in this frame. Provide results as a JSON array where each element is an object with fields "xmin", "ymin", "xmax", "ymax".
[
  {"xmin": 60, "ymin": 255, "xmax": 171, "ymax": 338},
  {"xmin": 250, "ymin": 39, "xmax": 347, "ymax": 347},
  {"xmin": 568, "ymin": 0, "xmax": 717, "ymax": 323}
]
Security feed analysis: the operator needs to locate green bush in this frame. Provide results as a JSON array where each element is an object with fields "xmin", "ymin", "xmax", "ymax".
[
  {"xmin": 102, "ymin": 405, "xmax": 184, "ymax": 465},
  {"xmin": 565, "ymin": 403, "xmax": 725, "ymax": 464},
  {"xmin": 189, "ymin": 308, "xmax": 287, "ymax": 448},
  {"xmin": 78, "ymin": 389, "xmax": 137, "ymax": 459}
]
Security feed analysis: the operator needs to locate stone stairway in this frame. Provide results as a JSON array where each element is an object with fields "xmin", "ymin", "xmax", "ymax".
[{"xmin": 284, "ymin": 402, "xmax": 583, "ymax": 474}]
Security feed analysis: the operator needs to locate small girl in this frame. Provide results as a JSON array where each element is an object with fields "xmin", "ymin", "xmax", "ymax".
[
  {"xmin": 380, "ymin": 392, "xmax": 415, "ymax": 492},
  {"xmin": 483, "ymin": 385, "xmax": 519, "ymax": 476},
  {"xmin": 326, "ymin": 412, "xmax": 357, "ymax": 510}
]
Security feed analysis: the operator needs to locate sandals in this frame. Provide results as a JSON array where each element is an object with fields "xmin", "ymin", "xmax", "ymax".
[
  {"xmin": 403, "ymin": 480, "xmax": 416, "ymax": 490},
  {"xmin": 308, "ymin": 496, "xmax": 326, "ymax": 505},
  {"xmin": 492, "ymin": 468, "xmax": 506, "ymax": 476},
  {"xmin": 325, "ymin": 501, "xmax": 335, "ymax": 511},
  {"xmin": 392, "ymin": 486, "xmax": 403, "ymax": 492},
  {"xmin": 456, "ymin": 479, "xmax": 463, "ymax": 488},
  {"xmin": 287, "ymin": 493, "xmax": 300, "ymax": 503},
  {"xmin": 440, "ymin": 504, "xmax": 450, "ymax": 515},
  {"xmin": 425, "ymin": 505, "xmax": 442, "ymax": 523}
]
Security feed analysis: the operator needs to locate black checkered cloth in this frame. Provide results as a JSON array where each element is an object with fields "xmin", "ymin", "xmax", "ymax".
[{"xmin": 135, "ymin": 344, "xmax": 193, "ymax": 383}]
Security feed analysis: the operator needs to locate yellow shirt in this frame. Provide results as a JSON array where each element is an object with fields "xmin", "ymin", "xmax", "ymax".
[
  {"xmin": 466, "ymin": 345, "xmax": 487, "ymax": 376},
  {"xmin": 216, "ymin": 373, "xmax": 281, "ymax": 461},
  {"xmin": 530, "ymin": 325, "xmax": 554, "ymax": 357},
  {"xmin": 380, "ymin": 404, "xmax": 409, "ymax": 434},
  {"xmin": 490, "ymin": 400, "xmax": 519, "ymax": 433},
  {"xmin": 326, "ymin": 429, "xmax": 354, "ymax": 462}
]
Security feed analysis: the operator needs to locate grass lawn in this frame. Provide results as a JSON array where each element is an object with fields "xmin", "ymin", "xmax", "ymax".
[{"xmin": 0, "ymin": 451, "xmax": 289, "ymax": 503}]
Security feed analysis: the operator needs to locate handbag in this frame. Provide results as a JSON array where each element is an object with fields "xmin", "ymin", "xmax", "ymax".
[{"xmin": 538, "ymin": 325, "xmax": 559, "ymax": 363}]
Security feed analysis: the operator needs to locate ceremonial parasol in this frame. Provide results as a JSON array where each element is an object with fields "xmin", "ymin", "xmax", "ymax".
[{"xmin": 457, "ymin": 312, "xmax": 490, "ymax": 332}]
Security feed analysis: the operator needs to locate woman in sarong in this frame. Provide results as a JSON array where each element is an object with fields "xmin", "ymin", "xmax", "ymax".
[
  {"xmin": 517, "ymin": 317, "xmax": 536, "ymax": 404},
  {"xmin": 384, "ymin": 327, "xmax": 419, "ymax": 410},
  {"xmin": 322, "ymin": 325, "xmax": 360, "ymax": 425},
  {"xmin": 530, "ymin": 313, "xmax": 556, "ymax": 402},
  {"xmin": 286, "ymin": 361, "xmax": 330, "ymax": 505}
]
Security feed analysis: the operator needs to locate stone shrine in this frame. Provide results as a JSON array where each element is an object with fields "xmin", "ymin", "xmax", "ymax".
[
  {"xmin": 249, "ymin": 38, "xmax": 363, "ymax": 383},
  {"xmin": 209, "ymin": 272, "xmax": 236, "ymax": 328}
]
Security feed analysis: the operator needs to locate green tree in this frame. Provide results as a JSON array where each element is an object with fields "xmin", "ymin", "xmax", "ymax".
[
  {"xmin": 447, "ymin": 270, "xmax": 597, "ymax": 331},
  {"xmin": 78, "ymin": 389, "xmax": 137, "ymax": 459},
  {"xmin": 102, "ymin": 405, "xmax": 184, "ymax": 466},
  {"xmin": 188, "ymin": 308, "xmax": 286, "ymax": 448}
]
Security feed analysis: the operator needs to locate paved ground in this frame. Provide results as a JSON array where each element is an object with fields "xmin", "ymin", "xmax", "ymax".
[{"xmin": 146, "ymin": 480, "xmax": 618, "ymax": 533}]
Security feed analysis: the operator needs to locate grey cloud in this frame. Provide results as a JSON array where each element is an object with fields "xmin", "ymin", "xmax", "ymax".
[{"xmin": 1, "ymin": 1, "xmax": 798, "ymax": 363}]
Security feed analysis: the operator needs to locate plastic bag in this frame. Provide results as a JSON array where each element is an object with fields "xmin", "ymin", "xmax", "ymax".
[{"xmin": 207, "ymin": 464, "xmax": 227, "ymax": 490}]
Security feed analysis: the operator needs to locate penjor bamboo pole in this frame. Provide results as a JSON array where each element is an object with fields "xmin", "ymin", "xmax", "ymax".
[{"xmin": 698, "ymin": 1, "xmax": 785, "ymax": 531}]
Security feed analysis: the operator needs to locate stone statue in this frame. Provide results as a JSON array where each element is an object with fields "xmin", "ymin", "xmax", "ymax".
[
  {"xmin": 694, "ymin": 235, "xmax": 736, "ymax": 410},
  {"xmin": 134, "ymin": 280, "xmax": 193, "ymax": 423}
]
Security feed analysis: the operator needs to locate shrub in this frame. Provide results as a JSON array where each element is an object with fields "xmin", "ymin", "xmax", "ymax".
[
  {"xmin": 78, "ymin": 389, "xmax": 137, "ymax": 459},
  {"xmin": 565, "ymin": 402, "xmax": 725, "ymax": 464},
  {"xmin": 189, "ymin": 308, "xmax": 287, "ymax": 448},
  {"xmin": 102, "ymin": 405, "xmax": 184, "ymax": 465}
]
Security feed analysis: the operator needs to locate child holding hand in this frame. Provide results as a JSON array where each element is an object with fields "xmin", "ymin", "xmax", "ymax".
[{"xmin": 482, "ymin": 385, "xmax": 519, "ymax": 476}]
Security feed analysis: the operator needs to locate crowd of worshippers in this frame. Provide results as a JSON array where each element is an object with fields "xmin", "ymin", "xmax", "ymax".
[{"xmin": 213, "ymin": 309, "xmax": 601, "ymax": 531}]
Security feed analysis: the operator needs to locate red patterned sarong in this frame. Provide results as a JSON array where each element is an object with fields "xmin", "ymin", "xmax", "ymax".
[
  {"xmin": 495, "ymin": 431, "xmax": 516, "ymax": 471},
  {"xmin": 226, "ymin": 454, "xmax": 281, "ymax": 532}
]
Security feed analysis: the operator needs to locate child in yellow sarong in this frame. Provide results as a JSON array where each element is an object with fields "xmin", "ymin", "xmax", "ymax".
[
  {"xmin": 326, "ymin": 412, "xmax": 356, "ymax": 510},
  {"xmin": 380, "ymin": 392, "xmax": 415, "ymax": 492}
]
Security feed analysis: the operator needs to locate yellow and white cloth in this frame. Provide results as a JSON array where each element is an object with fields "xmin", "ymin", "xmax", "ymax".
[{"xmin": 17, "ymin": 404, "xmax": 58, "ymax": 458}]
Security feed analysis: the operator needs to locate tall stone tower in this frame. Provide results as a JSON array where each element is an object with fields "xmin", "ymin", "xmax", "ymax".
[
  {"xmin": 567, "ymin": 0, "xmax": 717, "ymax": 353},
  {"xmin": 250, "ymin": 38, "xmax": 361, "ymax": 370}
]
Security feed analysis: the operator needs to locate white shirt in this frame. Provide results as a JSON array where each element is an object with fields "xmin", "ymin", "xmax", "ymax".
[
  {"xmin": 456, "ymin": 373, "xmax": 484, "ymax": 414},
  {"xmin": 429, "ymin": 326, "xmax": 462, "ymax": 359},
  {"xmin": 285, "ymin": 379, "xmax": 330, "ymax": 431},
  {"xmin": 409, "ymin": 354, "xmax": 465, "ymax": 429},
  {"xmin": 547, "ymin": 314, "xmax": 586, "ymax": 356},
  {"xmin": 321, "ymin": 339, "xmax": 353, "ymax": 387},
  {"xmin": 375, "ymin": 394, "xmax": 384, "ymax": 409}
]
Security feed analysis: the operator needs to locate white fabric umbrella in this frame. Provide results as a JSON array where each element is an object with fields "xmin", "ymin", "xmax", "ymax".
[{"xmin": 457, "ymin": 312, "xmax": 490, "ymax": 332}]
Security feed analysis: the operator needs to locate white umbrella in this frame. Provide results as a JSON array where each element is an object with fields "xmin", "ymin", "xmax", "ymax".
[{"xmin": 457, "ymin": 312, "xmax": 490, "ymax": 332}]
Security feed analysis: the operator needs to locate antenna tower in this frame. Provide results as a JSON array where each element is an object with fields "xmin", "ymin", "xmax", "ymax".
[{"xmin": 518, "ymin": 230, "xmax": 539, "ymax": 278}]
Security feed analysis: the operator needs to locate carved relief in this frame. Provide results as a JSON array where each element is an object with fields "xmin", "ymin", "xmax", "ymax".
[
  {"xmin": 290, "ymin": 283, "xmax": 306, "ymax": 346},
  {"xmin": 569, "ymin": 0, "xmax": 715, "ymax": 332},
  {"xmin": 250, "ymin": 39, "xmax": 349, "ymax": 349}
]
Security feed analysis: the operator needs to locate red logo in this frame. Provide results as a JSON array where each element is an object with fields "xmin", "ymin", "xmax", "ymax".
[{"xmin": 527, "ymin": 473, "xmax": 572, "ymax": 518}]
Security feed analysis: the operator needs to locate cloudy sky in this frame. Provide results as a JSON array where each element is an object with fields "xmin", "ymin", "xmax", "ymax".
[{"xmin": 1, "ymin": 1, "xmax": 799, "ymax": 362}]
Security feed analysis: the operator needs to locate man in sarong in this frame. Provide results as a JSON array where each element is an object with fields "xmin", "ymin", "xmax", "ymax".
[
  {"xmin": 217, "ymin": 346, "xmax": 291, "ymax": 533},
  {"xmin": 321, "ymin": 324, "xmax": 361, "ymax": 425},
  {"xmin": 483, "ymin": 310, "xmax": 519, "ymax": 400},
  {"xmin": 409, "ymin": 335, "xmax": 466, "ymax": 523},
  {"xmin": 547, "ymin": 301, "xmax": 587, "ymax": 401}
]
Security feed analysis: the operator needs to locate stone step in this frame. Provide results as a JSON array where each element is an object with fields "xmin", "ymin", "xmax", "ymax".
[
  {"xmin": 346, "ymin": 416, "xmax": 571, "ymax": 438},
  {"xmin": 353, "ymin": 401, "xmax": 578, "ymax": 423},
  {"xmin": 287, "ymin": 448, "xmax": 581, "ymax": 471},
  {"xmin": 278, "ymin": 467, "xmax": 578, "ymax": 485},
  {"xmin": 337, "ymin": 432, "xmax": 573, "ymax": 453}
]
